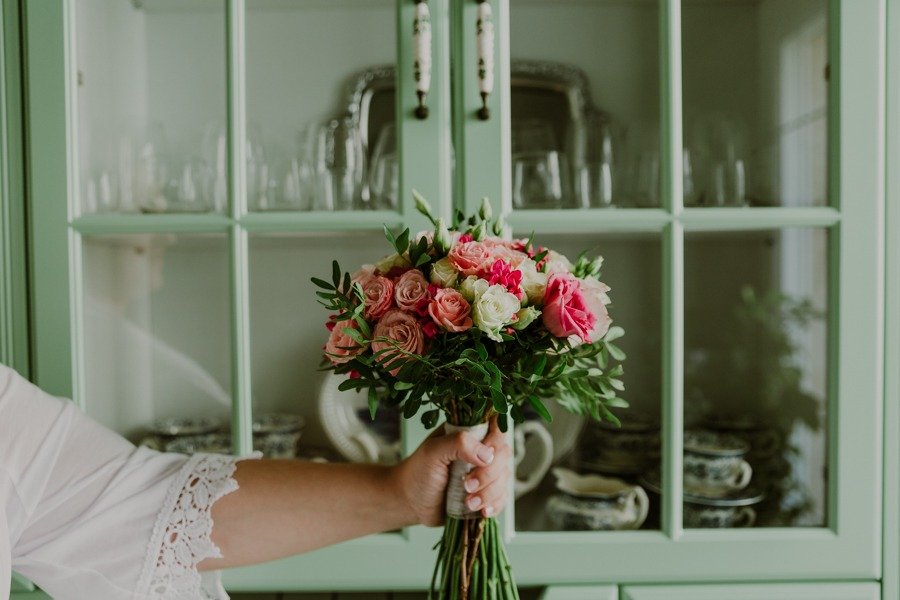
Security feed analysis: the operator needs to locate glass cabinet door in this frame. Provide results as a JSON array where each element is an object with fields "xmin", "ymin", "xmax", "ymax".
[
  {"xmin": 457, "ymin": 0, "xmax": 883, "ymax": 586},
  {"xmin": 27, "ymin": 0, "xmax": 453, "ymax": 476}
]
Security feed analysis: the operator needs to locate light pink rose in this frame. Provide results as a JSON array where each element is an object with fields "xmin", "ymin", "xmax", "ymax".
[
  {"xmin": 362, "ymin": 276, "xmax": 395, "ymax": 320},
  {"xmin": 448, "ymin": 241, "xmax": 495, "ymax": 276},
  {"xmin": 394, "ymin": 269, "xmax": 430, "ymax": 314},
  {"xmin": 428, "ymin": 288, "xmax": 474, "ymax": 332},
  {"xmin": 580, "ymin": 278, "xmax": 613, "ymax": 341},
  {"xmin": 489, "ymin": 245, "xmax": 531, "ymax": 270},
  {"xmin": 324, "ymin": 319, "xmax": 365, "ymax": 364},
  {"xmin": 542, "ymin": 273, "xmax": 597, "ymax": 342},
  {"xmin": 372, "ymin": 309, "xmax": 426, "ymax": 375},
  {"xmin": 350, "ymin": 265, "xmax": 377, "ymax": 290}
]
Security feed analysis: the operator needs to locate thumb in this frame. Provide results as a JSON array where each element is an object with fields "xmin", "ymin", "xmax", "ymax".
[{"xmin": 428, "ymin": 429, "xmax": 495, "ymax": 468}]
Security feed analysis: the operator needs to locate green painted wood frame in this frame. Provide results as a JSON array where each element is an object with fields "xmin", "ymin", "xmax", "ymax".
[
  {"xmin": 22, "ymin": 0, "xmax": 887, "ymax": 592},
  {"xmin": 0, "ymin": 0, "xmax": 29, "ymax": 377},
  {"xmin": 882, "ymin": 1, "xmax": 900, "ymax": 599}
]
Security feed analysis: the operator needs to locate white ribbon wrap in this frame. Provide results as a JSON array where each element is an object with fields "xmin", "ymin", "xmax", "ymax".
[{"xmin": 444, "ymin": 422, "xmax": 490, "ymax": 519}]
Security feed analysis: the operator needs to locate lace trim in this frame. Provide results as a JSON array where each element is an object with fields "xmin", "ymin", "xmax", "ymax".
[{"xmin": 137, "ymin": 453, "xmax": 255, "ymax": 600}]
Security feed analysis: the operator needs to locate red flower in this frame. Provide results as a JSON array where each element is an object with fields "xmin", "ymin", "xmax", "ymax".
[{"xmin": 488, "ymin": 259, "xmax": 524, "ymax": 300}]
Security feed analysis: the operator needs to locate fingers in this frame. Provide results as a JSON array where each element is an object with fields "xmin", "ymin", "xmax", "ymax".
[
  {"xmin": 464, "ymin": 430, "xmax": 513, "ymax": 517},
  {"xmin": 431, "ymin": 428, "xmax": 495, "ymax": 468}
]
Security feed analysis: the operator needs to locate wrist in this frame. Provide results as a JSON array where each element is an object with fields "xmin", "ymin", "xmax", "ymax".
[{"xmin": 386, "ymin": 462, "xmax": 420, "ymax": 528}]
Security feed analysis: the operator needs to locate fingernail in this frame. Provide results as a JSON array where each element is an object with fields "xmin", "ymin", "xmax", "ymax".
[
  {"xmin": 476, "ymin": 446, "xmax": 494, "ymax": 465},
  {"xmin": 465, "ymin": 478, "xmax": 479, "ymax": 493},
  {"xmin": 483, "ymin": 505, "xmax": 495, "ymax": 517},
  {"xmin": 467, "ymin": 496, "xmax": 482, "ymax": 510}
]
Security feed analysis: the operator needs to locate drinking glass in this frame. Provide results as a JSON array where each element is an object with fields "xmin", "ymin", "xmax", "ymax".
[
  {"xmin": 368, "ymin": 124, "xmax": 399, "ymax": 210},
  {"xmin": 318, "ymin": 117, "xmax": 364, "ymax": 211},
  {"xmin": 115, "ymin": 120, "xmax": 169, "ymax": 213},
  {"xmin": 164, "ymin": 157, "xmax": 211, "ymax": 213},
  {"xmin": 201, "ymin": 121, "xmax": 267, "ymax": 212},
  {"xmin": 574, "ymin": 114, "xmax": 615, "ymax": 208},
  {"xmin": 83, "ymin": 168, "xmax": 117, "ymax": 214},
  {"xmin": 512, "ymin": 150, "xmax": 564, "ymax": 209}
]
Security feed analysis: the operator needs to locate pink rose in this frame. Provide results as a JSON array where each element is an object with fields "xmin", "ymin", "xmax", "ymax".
[
  {"xmin": 394, "ymin": 269, "xmax": 431, "ymax": 314},
  {"xmin": 580, "ymin": 278, "xmax": 613, "ymax": 341},
  {"xmin": 487, "ymin": 259, "xmax": 524, "ymax": 300},
  {"xmin": 324, "ymin": 319, "xmax": 365, "ymax": 364},
  {"xmin": 428, "ymin": 288, "xmax": 474, "ymax": 332},
  {"xmin": 489, "ymin": 245, "xmax": 531, "ymax": 270},
  {"xmin": 541, "ymin": 273, "xmax": 597, "ymax": 343},
  {"xmin": 362, "ymin": 276, "xmax": 395, "ymax": 320},
  {"xmin": 350, "ymin": 265, "xmax": 377, "ymax": 290},
  {"xmin": 372, "ymin": 309, "xmax": 426, "ymax": 375},
  {"xmin": 448, "ymin": 241, "xmax": 494, "ymax": 277}
]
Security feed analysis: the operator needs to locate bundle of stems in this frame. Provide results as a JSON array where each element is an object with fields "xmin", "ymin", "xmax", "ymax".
[{"xmin": 429, "ymin": 516, "xmax": 519, "ymax": 600}]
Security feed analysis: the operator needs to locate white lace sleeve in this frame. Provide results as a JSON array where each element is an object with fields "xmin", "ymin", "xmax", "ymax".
[{"xmin": 137, "ymin": 452, "xmax": 260, "ymax": 600}]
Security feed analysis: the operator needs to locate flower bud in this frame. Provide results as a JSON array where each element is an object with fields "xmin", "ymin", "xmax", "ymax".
[
  {"xmin": 434, "ymin": 217, "xmax": 452, "ymax": 254},
  {"xmin": 412, "ymin": 189, "xmax": 435, "ymax": 223},
  {"xmin": 479, "ymin": 197, "xmax": 493, "ymax": 221},
  {"xmin": 472, "ymin": 221, "xmax": 487, "ymax": 242}
]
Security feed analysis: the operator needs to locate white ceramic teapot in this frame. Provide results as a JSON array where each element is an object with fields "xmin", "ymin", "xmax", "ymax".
[{"xmin": 547, "ymin": 467, "xmax": 650, "ymax": 531}]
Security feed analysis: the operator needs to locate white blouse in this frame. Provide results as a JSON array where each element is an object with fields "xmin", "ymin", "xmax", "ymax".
[{"xmin": 0, "ymin": 364, "xmax": 250, "ymax": 600}]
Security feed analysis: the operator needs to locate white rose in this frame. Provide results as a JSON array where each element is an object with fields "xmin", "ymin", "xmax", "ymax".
[
  {"xmin": 581, "ymin": 275, "xmax": 612, "ymax": 305},
  {"xmin": 544, "ymin": 250, "xmax": 574, "ymax": 274},
  {"xmin": 430, "ymin": 257, "xmax": 459, "ymax": 288},
  {"xmin": 459, "ymin": 275, "xmax": 489, "ymax": 302},
  {"xmin": 473, "ymin": 284, "xmax": 521, "ymax": 341},
  {"xmin": 519, "ymin": 261, "xmax": 549, "ymax": 306},
  {"xmin": 375, "ymin": 252, "xmax": 411, "ymax": 274}
]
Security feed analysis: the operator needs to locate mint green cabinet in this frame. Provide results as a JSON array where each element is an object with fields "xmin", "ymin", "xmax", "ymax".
[
  {"xmin": 622, "ymin": 583, "xmax": 880, "ymax": 600},
  {"xmin": 15, "ymin": 0, "xmax": 891, "ymax": 595}
]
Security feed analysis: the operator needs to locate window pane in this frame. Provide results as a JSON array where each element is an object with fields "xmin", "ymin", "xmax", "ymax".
[
  {"xmin": 509, "ymin": 0, "xmax": 660, "ymax": 209},
  {"xmin": 682, "ymin": 1, "xmax": 828, "ymax": 207},
  {"xmin": 680, "ymin": 229, "xmax": 829, "ymax": 528},
  {"xmin": 248, "ymin": 232, "xmax": 400, "ymax": 463},
  {"xmin": 75, "ymin": 1, "xmax": 227, "ymax": 215},
  {"xmin": 82, "ymin": 234, "xmax": 233, "ymax": 454},
  {"xmin": 513, "ymin": 233, "xmax": 663, "ymax": 532},
  {"xmin": 246, "ymin": 1, "xmax": 397, "ymax": 212}
]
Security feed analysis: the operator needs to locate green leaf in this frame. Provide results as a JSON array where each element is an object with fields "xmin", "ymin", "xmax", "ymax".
[
  {"xmin": 311, "ymin": 277, "xmax": 335, "ymax": 290},
  {"xmin": 421, "ymin": 409, "xmax": 440, "ymax": 429},
  {"xmin": 510, "ymin": 404, "xmax": 525, "ymax": 423},
  {"xmin": 396, "ymin": 228, "xmax": 411, "ymax": 254},
  {"xmin": 383, "ymin": 224, "xmax": 397, "ymax": 249},
  {"xmin": 533, "ymin": 355, "xmax": 547, "ymax": 376},
  {"xmin": 394, "ymin": 381, "xmax": 415, "ymax": 391},
  {"xmin": 607, "ymin": 343, "xmax": 627, "ymax": 361},
  {"xmin": 338, "ymin": 378, "xmax": 367, "ymax": 391},
  {"xmin": 527, "ymin": 395, "xmax": 553, "ymax": 423},
  {"xmin": 403, "ymin": 397, "xmax": 421, "ymax": 419},
  {"xmin": 415, "ymin": 253, "xmax": 431, "ymax": 267},
  {"xmin": 498, "ymin": 413, "xmax": 508, "ymax": 433},
  {"xmin": 491, "ymin": 388, "xmax": 508, "ymax": 413},
  {"xmin": 342, "ymin": 271, "xmax": 352, "ymax": 294},
  {"xmin": 332, "ymin": 260, "xmax": 341, "ymax": 288},
  {"xmin": 368, "ymin": 387, "xmax": 378, "ymax": 420},
  {"xmin": 604, "ymin": 326, "xmax": 625, "ymax": 342},
  {"xmin": 474, "ymin": 342, "xmax": 488, "ymax": 361},
  {"xmin": 609, "ymin": 378, "xmax": 625, "ymax": 391}
]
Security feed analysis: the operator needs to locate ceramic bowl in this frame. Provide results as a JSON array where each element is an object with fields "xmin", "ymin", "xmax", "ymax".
[
  {"xmin": 165, "ymin": 432, "xmax": 232, "ymax": 455},
  {"xmin": 149, "ymin": 415, "xmax": 222, "ymax": 437}
]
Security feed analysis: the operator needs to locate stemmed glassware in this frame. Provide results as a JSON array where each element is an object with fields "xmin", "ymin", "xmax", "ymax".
[{"xmin": 511, "ymin": 118, "xmax": 566, "ymax": 209}]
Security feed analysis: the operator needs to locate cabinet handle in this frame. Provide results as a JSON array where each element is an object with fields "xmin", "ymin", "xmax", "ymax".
[
  {"xmin": 414, "ymin": 0, "xmax": 432, "ymax": 119},
  {"xmin": 476, "ymin": 0, "xmax": 494, "ymax": 120}
]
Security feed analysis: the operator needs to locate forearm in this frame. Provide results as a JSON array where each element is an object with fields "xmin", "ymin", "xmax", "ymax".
[{"xmin": 199, "ymin": 459, "xmax": 413, "ymax": 570}]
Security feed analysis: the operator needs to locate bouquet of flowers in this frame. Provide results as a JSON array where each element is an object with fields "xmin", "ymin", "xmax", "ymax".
[{"xmin": 314, "ymin": 192, "xmax": 626, "ymax": 600}]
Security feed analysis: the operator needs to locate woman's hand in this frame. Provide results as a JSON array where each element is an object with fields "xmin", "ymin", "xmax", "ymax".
[{"xmin": 392, "ymin": 416, "xmax": 513, "ymax": 527}]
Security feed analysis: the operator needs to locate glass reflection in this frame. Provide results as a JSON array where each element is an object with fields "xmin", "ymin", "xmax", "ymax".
[
  {"xmin": 682, "ymin": 0, "xmax": 828, "ymax": 207},
  {"xmin": 684, "ymin": 229, "xmax": 828, "ymax": 527},
  {"xmin": 509, "ymin": 0, "xmax": 660, "ymax": 209},
  {"xmin": 82, "ymin": 235, "xmax": 233, "ymax": 453}
]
